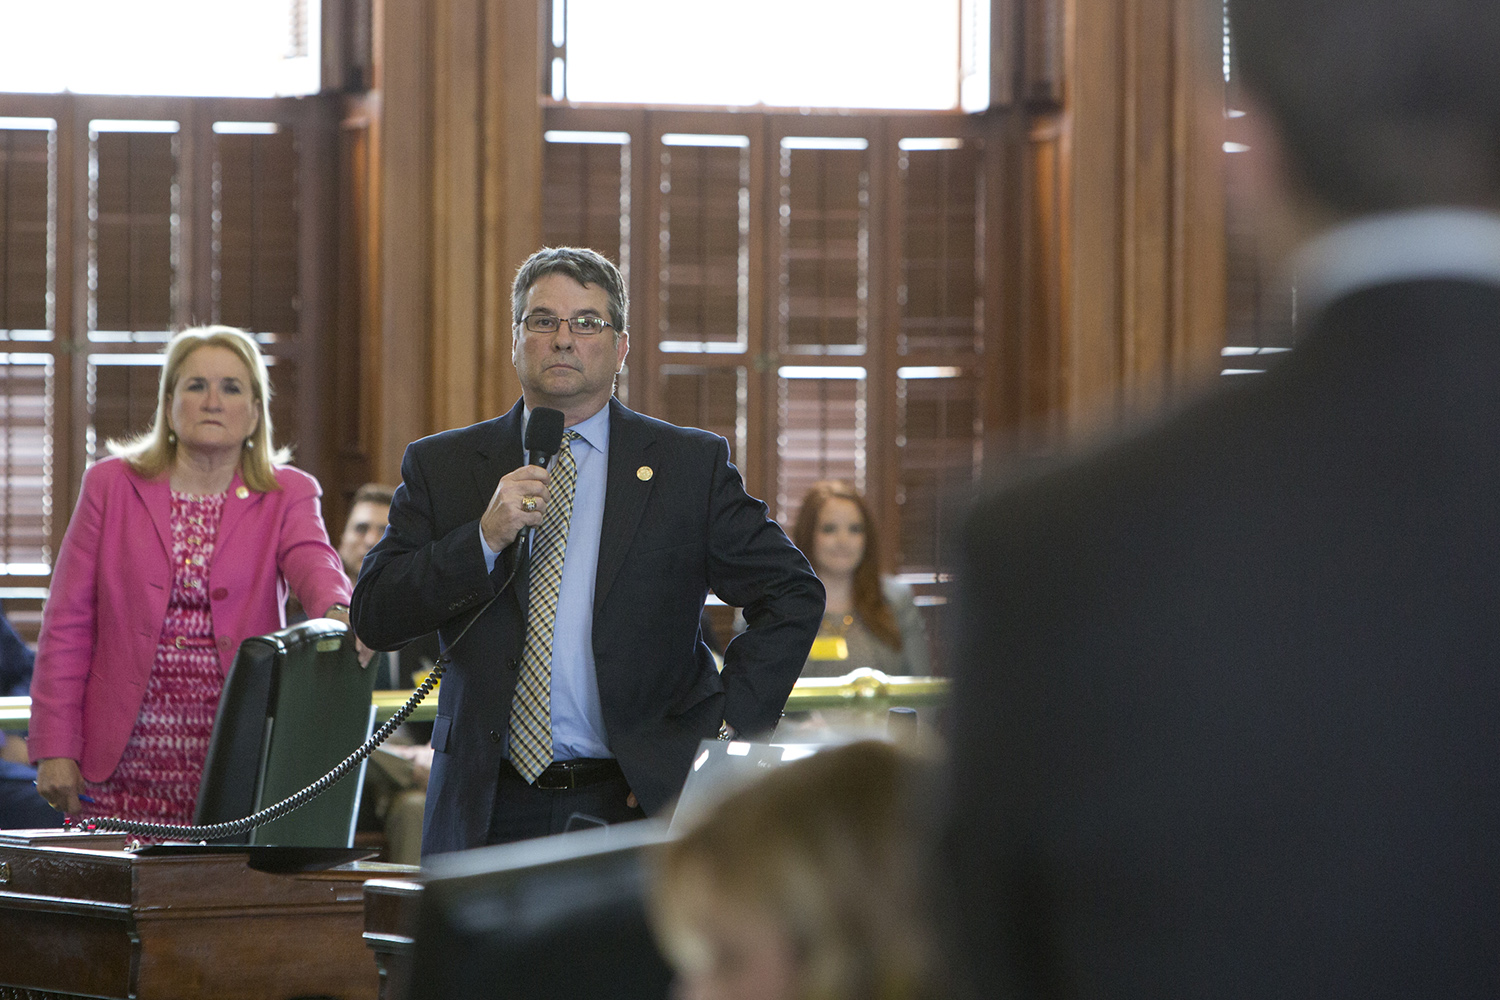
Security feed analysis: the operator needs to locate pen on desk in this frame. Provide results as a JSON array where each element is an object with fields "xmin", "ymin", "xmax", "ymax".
[{"xmin": 31, "ymin": 780, "xmax": 95, "ymax": 804}]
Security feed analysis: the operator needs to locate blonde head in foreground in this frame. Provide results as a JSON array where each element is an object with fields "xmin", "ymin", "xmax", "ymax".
[{"xmin": 650, "ymin": 740, "xmax": 938, "ymax": 1000}]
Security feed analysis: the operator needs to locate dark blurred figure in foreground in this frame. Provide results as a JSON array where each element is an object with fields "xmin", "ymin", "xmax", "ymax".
[
  {"xmin": 941, "ymin": 1, "xmax": 1500, "ymax": 996},
  {"xmin": 651, "ymin": 740, "xmax": 942, "ymax": 1000}
]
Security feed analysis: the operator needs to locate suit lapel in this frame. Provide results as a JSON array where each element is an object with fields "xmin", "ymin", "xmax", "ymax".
[
  {"xmin": 595, "ymin": 399, "xmax": 656, "ymax": 615},
  {"xmin": 130, "ymin": 467, "xmax": 173, "ymax": 560},
  {"xmin": 478, "ymin": 400, "xmax": 527, "ymax": 602},
  {"xmin": 214, "ymin": 468, "xmax": 256, "ymax": 557}
]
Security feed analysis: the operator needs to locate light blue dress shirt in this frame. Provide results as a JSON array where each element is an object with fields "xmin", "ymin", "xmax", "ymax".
[{"xmin": 480, "ymin": 403, "xmax": 613, "ymax": 761}]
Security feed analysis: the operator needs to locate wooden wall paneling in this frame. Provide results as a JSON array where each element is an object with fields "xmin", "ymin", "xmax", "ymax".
[
  {"xmin": 1023, "ymin": 0, "xmax": 1066, "ymax": 106},
  {"xmin": 1066, "ymin": 0, "xmax": 1125, "ymax": 439},
  {"xmin": 361, "ymin": 0, "xmax": 543, "ymax": 485},
  {"xmin": 742, "ymin": 114, "xmax": 769, "ymax": 503},
  {"xmin": 978, "ymin": 113, "xmax": 1017, "ymax": 458},
  {"xmin": 991, "ymin": 0, "xmax": 1019, "ymax": 108},
  {"xmin": 1022, "ymin": 116, "xmax": 1066, "ymax": 450},
  {"xmin": 323, "ymin": 0, "xmax": 353, "ymax": 93},
  {"xmin": 296, "ymin": 97, "xmax": 340, "ymax": 489},
  {"xmin": 637, "ymin": 111, "xmax": 668, "ymax": 419},
  {"xmin": 1118, "ymin": 0, "xmax": 1225, "ymax": 417},
  {"xmin": 762, "ymin": 114, "xmax": 789, "ymax": 518},
  {"xmin": 623, "ymin": 110, "xmax": 649, "ymax": 412},
  {"xmin": 1060, "ymin": 0, "xmax": 1225, "ymax": 439},
  {"xmin": 333, "ymin": 101, "xmax": 376, "ymax": 516},
  {"xmin": 363, "ymin": 24, "xmax": 386, "ymax": 492},
  {"xmin": 51, "ymin": 100, "xmax": 78, "ymax": 563},
  {"xmin": 181, "ymin": 101, "xmax": 210, "ymax": 327},
  {"xmin": 1171, "ymin": 0, "xmax": 1226, "ymax": 389},
  {"xmin": 63, "ymin": 98, "xmax": 89, "ymax": 532},
  {"xmin": 324, "ymin": 0, "xmax": 376, "ymax": 93},
  {"xmin": 373, "ymin": 0, "xmax": 434, "ymax": 483},
  {"xmin": 486, "ymin": 0, "xmax": 543, "ymax": 417},
  {"xmin": 432, "ymin": 0, "xmax": 486, "ymax": 432},
  {"xmin": 877, "ymin": 119, "xmax": 904, "ymax": 557},
  {"xmin": 756, "ymin": 116, "xmax": 780, "ymax": 509},
  {"xmin": 358, "ymin": 98, "xmax": 384, "ymax": 490},
  {"xmin": 1121, "ymin": 0, "xmax": 1173, "ymax": 418}
]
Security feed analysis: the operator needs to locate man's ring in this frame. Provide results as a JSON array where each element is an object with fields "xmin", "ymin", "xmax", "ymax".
[{"xmin": 521, "ymin": 496, "xmax": 538, "ymax": 513}]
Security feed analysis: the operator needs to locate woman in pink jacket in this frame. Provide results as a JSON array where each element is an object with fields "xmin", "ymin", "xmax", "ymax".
[{"xmin": 29, "ymin": 326, "xmax": 353, "ymax": 823}]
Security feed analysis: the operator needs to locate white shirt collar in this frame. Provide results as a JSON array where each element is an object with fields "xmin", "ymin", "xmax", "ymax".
[{"xmin": 1291, "ymin": 207, "xmax": 1500, "ymax": 321}]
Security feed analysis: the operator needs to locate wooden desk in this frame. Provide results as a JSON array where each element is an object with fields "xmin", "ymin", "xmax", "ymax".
[
  {"xmin": 362, "ymin": 877, "xmax": 424, "ymax": 1000},
  {"xmin": 0, "ymin": 830, "xmax": 402, "ymax": 999}
]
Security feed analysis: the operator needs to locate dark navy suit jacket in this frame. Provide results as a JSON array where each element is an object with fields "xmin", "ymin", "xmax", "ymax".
[
  {"xmin": 942, "ymin": 279, "xmax": 1500, "ymax": 997},
  {"xmin": 353, "ymin": 398, "xmax": 823, "ymax": 855}
]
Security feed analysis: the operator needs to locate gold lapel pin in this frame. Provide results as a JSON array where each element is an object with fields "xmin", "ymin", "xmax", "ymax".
[
  {"xmin": 637, "ymin": 466, "xmax": 654, "ymax": 482},
  {"xmin": 235, "ymin": 486, "xmax": 250, "ymax": 499}
]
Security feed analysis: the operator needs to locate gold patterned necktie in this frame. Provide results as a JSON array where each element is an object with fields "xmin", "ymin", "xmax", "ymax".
[{"xmin": 508, "ymin": 430, "xmax": 580, "ymax": 783}]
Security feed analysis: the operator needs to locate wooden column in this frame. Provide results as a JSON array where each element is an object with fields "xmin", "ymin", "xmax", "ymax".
[
  {"xmin": 483, "ymin": 0, "xmax": 543, "ymax": 420},
  {"xmin": 363, "ymin": 0, "xmax": 541, "ymax": 485},
  {"xmin": 369, "ymin": 0, "xmax": 433, "ymax": 484},
  {"xmin": 1066, "ymin": 0, "xmax": 1226, "ymax": 437},
  {"xmin": 987, "ymin": 0, "xmax": 1225, "ymax": 459}
]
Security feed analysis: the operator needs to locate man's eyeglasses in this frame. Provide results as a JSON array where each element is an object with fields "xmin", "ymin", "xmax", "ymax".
[{"xmin": 519, "ymin": 313, "xmax": 614, "ymax": 336}]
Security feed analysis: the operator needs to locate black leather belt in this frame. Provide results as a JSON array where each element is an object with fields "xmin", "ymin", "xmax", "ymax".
[{"xmin": 516, "ymin": 757, "xmax": 623, "ymax": 790}]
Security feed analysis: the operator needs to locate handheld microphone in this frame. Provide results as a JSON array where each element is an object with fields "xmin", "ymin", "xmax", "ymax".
[
  {"xmin": 519, "ymin": 407, "xmax": 567, "ymax": 564},
  {"xmin": 524, "ymin": 407, "xmax": 566, "ymax": 469}
]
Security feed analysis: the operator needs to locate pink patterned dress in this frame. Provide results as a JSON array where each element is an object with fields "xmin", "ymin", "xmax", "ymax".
[{"xmin": 82, "ymin": 491, "xmax": 227, "ymax": 824}]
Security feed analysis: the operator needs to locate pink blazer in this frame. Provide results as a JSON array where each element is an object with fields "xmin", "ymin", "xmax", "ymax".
[{"xmin": 28, "ymin": 457, "xmax": 352, "ymax": 782}]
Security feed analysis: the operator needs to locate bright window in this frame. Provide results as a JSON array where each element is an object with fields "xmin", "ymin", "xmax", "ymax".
[
  {"xmin": 0, "ymin": 0, "xmax": 319, "ymax": 98},
  {"xmin": 559, "ymin": 0, "xmax": 990, "ymax": 112}
]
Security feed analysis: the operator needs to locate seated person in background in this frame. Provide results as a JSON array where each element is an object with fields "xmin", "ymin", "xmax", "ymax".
[
  {"xmin": 0, "ymin": 609, "xmax": 64, "ymax": 828},
  {"xmin": 339, "ymin": 482, "xmax": 432, "ymax": 865},
  {"xmin": 650, "ymin": 739, "xmax": 943, "ymax": 1000},
  {"xmin": 339, "ymin": 482, "xmax": 443, "ymax": 688},
  {"xmin": 792, "ymin": 481, "xmax": 930, "ymax": 677}
]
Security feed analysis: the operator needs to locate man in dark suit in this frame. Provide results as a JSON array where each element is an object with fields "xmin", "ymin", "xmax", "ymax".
[
  {"xmin": 940, "ymin": 1, "xmax": 1500, "ymax": 996},
  {"xmin": 353, "ymin": 247, "xmax": 823, "ymax": 855}
]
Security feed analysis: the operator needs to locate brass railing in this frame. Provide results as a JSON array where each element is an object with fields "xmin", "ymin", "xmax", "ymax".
[
  {"xmin": 0, "ymin": 669, "xmax": 949, "ymax": 733},
  {"xmin": 0, "ymin": 696, "xmax": 29, "ymax": 734},
  {"xmin": 371, "ymin": 667, "xmax": 947, "ymax": 723}
]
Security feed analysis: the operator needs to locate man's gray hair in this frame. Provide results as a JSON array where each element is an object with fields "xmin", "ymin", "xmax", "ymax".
[{"xmin": 511, "ymin": 247, "xmax": 628, "ymax": 339}]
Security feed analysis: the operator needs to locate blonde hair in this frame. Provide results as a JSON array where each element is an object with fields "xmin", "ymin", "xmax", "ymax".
[
  {"xmin": 108, "ymin": 325, "xmax": 290, "ymax": 492},
  {"xmin": 651, "ymin": 741, "xmax": 939, "ymax": 1000}
]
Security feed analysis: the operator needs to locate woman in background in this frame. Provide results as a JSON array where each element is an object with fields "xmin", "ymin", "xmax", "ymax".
[
  {"xmin": 30, "ymin": 326, "xmax": 353, "ymax": 823},
  {"xmin": 650, "ymin": 740, "xmax": 941, "ymax": 1000},
  {"xmin": 791, "ymin": 480, "xmax": 930, "ymax": 678}
]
